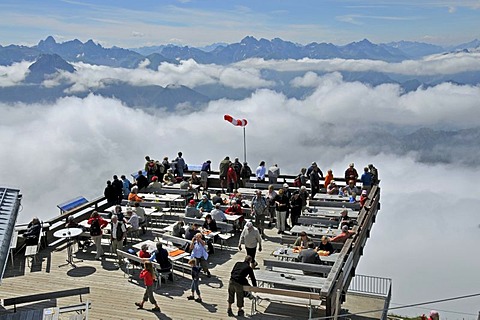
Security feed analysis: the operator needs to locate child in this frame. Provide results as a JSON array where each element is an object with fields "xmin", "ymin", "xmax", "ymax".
[
  {"xmin": 135, "ymin": 261, "xmax": 160, "ymax": 311},
  {"xmin": 187, "ymin": 258, "xmax": 202, "ymax": 303}
]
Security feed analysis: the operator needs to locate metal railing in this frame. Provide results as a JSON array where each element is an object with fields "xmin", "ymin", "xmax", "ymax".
[{"xmin": 347, "ymin": 274, "xmax": 392, "ymax": 297}]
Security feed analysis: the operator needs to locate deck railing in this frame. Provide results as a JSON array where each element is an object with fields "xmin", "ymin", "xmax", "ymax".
[{"xmin": 348, "ymin": 274, "xmax": 392, "ymax": 297}]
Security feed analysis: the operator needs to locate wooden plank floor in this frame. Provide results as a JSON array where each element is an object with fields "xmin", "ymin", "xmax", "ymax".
[{"xmin": 1, "ymin": 228, "xmax": 381, "ymax": 320}]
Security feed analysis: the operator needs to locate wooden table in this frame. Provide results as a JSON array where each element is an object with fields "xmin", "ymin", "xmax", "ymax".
[
  {"xmin": 289, "ymin": 225, "xmax": 340, "ymax": 238},
  {"xmin": 133, "ymin": 240, "xmax": 189, "ymax": 262},
  {"xmin": 255, "ymin": 270, "xmax": 326, "ymax": 292},
  {"xmin": 271, "ymin": 248, "xmax": 339, "ymax": 265},
  {"xmin": 313, "ymin": 194, "xmax": 358, "ymax": 202},
  {"xmin": 303, "ymin": 207, "xmax": 358, "ymax": 219}
]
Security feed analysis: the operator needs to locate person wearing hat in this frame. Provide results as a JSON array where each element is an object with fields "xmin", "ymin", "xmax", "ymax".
[
  {"xmin": 148, "ymin": 176, "xmax": 162, "ymax": 189},
  {"xmin": 196, "ymin": 194, "xmax": 213, "ymax": 213},
  {"xmin": 330, "ymin": 225, "xmax": 355, "ymax": 243},
  {"xmin": 185, "ymin": 199, "xmax": 202, "ymax": 218},
  {"xmin": 359, "ymin": 189, "xmax": 368, "ymax": 208},
  {"xmin": 344, "ymin": 163, "xmax": 359, "ymax": 183},
  {"xmin": 162, "ymin": 168, "xmax": 175, "ymax": 185},
  {"xmin": 238, "ymin": 222, "xmax": 262, "ymax": 268}
]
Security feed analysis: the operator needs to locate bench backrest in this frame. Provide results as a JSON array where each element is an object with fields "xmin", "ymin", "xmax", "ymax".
[
  {"xmin": 161, "ymin": 234, "xmax": 190, "ymax": 248},
  {"xmin": 243, "ymin": 286, "xmax": 322, "ymax": 300},
  {"xmin": 183, "ymin": 217, "xmax": 204, "ymax": 226},
  {"xmin": 57, "ymin": 196, "xmax": 89, "ymax": 213},
  {"xmin": 3, "ymin": 287, "xmax": 90, "ymax": 308},
  {"xmin": 116, "ymin": 249, "xmax": 161, "ymax": 270},
  {"xmin": 263, "ymin": 259, "xmax": 331, "ymax": 275}
]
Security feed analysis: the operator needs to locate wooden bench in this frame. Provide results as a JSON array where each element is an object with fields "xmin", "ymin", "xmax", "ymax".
[
  {"xmin": 182, "ymin": 217, "xmax": 234, "ymax": 249},
  {"xmin": 243, "ymin": 286, "xmax": 323, "ymax": 319},
  {"xmin": 116, "ymin": 249, "xmax": 173, "ymax": 287},
  {"xmin": 263, "ymin": 259, "xmax": 331, "ymax": 277},
  {"xmin": 2, "ymin": 287, "xmax": 90, "ymax": 313},
  {"xmin": 281, "ymin": 233, "xmax": 344, "ymax": 250}
]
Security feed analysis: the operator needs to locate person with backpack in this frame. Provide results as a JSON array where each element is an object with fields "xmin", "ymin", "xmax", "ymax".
[
  {"xmin": 87, "ymin": 211, "xmax": 108, "ymax": 260},
  {"xmin": 239, "ymin": 162, "xmax": 252, "ymax": 188}
]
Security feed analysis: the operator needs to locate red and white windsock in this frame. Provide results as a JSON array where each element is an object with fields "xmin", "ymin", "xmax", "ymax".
[{"xmin": 224, "ymin": 114, "xmax": 248, "ymax": 127}]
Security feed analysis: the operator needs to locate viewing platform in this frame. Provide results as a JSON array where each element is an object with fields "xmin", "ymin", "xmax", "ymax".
[{"xmin": 0, "ymin": 169, "xmax": 388, "ymax": 319}]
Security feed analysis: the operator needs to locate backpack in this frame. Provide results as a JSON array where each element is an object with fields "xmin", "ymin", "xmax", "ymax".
[
  {"xmin": 293, "ymin": 175, "xmax": 302, "ymax": 187},
  {"xmin": 90, "ymin": 219, "xmax": 101, "ymax": 236}
]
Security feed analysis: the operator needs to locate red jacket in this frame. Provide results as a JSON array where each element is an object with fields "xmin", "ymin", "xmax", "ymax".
[
  {"xmin": 140, "ymin": 269, "xmax": 155, "ymax": 286},
  {"xmin": 87, "ymin": 217, "xmax": 108, "ymax": 228},
  {"xmin": 227, "ymin": 167, "xmax": 237, "ymax": 184}
]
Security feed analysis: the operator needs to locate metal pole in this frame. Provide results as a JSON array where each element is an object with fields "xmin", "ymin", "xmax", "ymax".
[
  {"xmin": 243, "ymin": 126, "xmax": 247, "ymax": 163},
  {"xmin": 333, "ymin": 288, "xmax": 340, "ymax": 320}
]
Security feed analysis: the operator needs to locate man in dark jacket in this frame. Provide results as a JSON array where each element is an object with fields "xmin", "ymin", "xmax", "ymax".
[
  {"xmin": 104, "ymin": 180, "xmax": 117, "ymax": 206},
  {"xmin": 112, "ymin": 175, "xmax": 123, "ymax": 204},
  {"xmin": 135, "ymin": 171, "xmax": 148, "ymax": 191},
  {"xmin": 227, "ymin": 255, "xmax": 256, "ymax": 317}
]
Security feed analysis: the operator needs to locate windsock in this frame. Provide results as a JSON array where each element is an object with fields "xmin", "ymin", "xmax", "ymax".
[{"xmin": 224, "ymin": 114, "xmax": 248, "ymax": 127}]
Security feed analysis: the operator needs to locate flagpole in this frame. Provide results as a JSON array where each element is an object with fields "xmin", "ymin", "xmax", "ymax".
[{"xmin": 243, "ymin": 126, "xmax": 247, "ymax": 163}]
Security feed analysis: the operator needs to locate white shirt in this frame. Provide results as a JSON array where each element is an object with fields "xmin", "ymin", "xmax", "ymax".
[
  {"xmin": 211, "ymin": 208, "xmax": 227, "ymax": 222},
  {"xmin": 111, "ymin": 221, "xmax": 127, "ymax": 239},
  {"xmin": 128, "ymin": 213, "xmax": 140, "ymax": 230}
]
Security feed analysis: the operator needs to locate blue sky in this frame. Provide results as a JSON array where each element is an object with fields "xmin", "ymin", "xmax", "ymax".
[{"xmin": 0, "ymin": 0, "xmax": 479, "ymax": 47}]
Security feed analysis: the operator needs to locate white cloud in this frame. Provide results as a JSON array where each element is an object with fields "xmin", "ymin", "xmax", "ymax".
[
  {"xmin": 0, "ymin": 61, "xmax": 31, "ymax": 87},
  {"xmin": 235, "ymin": 51, "xmax": 480, "ymax": 76}
]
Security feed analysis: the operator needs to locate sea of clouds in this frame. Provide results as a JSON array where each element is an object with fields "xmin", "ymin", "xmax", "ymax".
[{"xmin": 1, "ymin": 54, "xmax": 479, "ymax": 318}]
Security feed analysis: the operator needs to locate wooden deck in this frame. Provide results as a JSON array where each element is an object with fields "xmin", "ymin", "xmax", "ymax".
[{"xmin": 1, "ymin": 226, "xmax": 385, "ymax": 320}]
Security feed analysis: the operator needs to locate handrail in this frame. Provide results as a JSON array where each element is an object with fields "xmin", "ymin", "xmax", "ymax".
[{"xmin": 347, "ymin": 274, "xmax": 392, "ymax": 297}]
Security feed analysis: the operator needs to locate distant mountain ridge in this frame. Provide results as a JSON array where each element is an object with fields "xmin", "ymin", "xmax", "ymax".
[{"xmin": 1, "ymin": 36, "xmax": 479, "ymax": 68}]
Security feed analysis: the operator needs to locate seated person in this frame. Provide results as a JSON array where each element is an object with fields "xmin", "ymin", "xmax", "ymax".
[
  {"xmin": 202, "ymin": 214, "xmax": 217, "ymax": 254},
  {"xmin": 133, "ymin": 202, "xmax": 147, "ymax": 234},
  {"xmin": 163, "ymin": 168, "xmax": 175, "ymax": 185},
  {"xmin": 65, "ymin": 215, "xmax": 87, "ymax": 249},
  {"xmin": 172, "ymin": 221, "xmax": 186, "ymax": 238},
  {"xmin": 138, "ymin": 244, "xmax": 151, "ymax": 259},
  {"xmin": 128, "ymin": 186, "xmax": 143, "ymax": 203},
  {"xmin": 185, "ymin": 200, "xmax": 202, "ymax": 218},
  {"xmin": 318, "ymin": 236, "xmax": 335, "ymax": 255},
  {"xmin": 330, "ymin": 209, "xmax": 355, "ymax": 228},
  {"xmin": 196, "ymin": 194, "xmax": 213, "ymax": 213},
  {"xmin": 330, "ymin": 225, "xmax": 356, "ymax": 243},
  {"xmin": 211, "ymin": 190, "xmax": 225, "ymax": 205},
  {"xmin": 189, "ymin": 172, "xmax": 201, "ymax": 185},
  {"xmin": 327, "ymin": 180, "xmax": 339, "ymax": 195},
  {"xmin": 293, "ymin": 231, "xmax": 313, "ymax": 249},
  {"xmin": 297, "ymin": 242, "xmax": 322, "ymax": 265},
  {"xmin": 110, "ymin": 205, "xmax": 127, "ymax": 223},
  {"xmin": 128, "ymin": 210, "xmax": 140, "ymax": 231},
  {"xmin": 179, "ymin": 177, "xmax": 190, "ymax": 190},
  {"xmin": 210, "ymin": 203, "xmax": 227, "ymax": 222},
  {"xmin": 148, "ymin": 176, "xmax": 162, "ymax": 189},
  {"xmin": 148, "ymin": 242, "xmax": 173, "ymax": 281},
  {"xmin": 346, "ymin": 180, "xmax": 360, "ymax": 196},
  {"xmin": 23, "ymin": 217, "xmax": 41, "ymax": 246},
  {"xmin": 225, "ymin": 200, "xmax": 244, "ymax": 225},
  {"xmin": 185, "ymin": 223, "xmax": 201, "ymax": 241},
  {"xmin": 360, "ymin": 189, "xmax": 368, "ymax": 207},
  {"xmin": 65, "ymin": 215, "xmax": 79, "ymax": 228}
]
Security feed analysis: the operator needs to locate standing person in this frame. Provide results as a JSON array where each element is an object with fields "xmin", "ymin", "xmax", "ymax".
[
  {"xmin": 175, "ymin": 151, "xmax": 186, "ymax": 178},
  {"xmin": 309, "ymin": 165, "xmax": 321, "ymax": 199},
  {"xmin": 255, "ymin": 161, "xmax": 266, "ymax": 181},
  {"xmin": 112, "ymin": 175, "xmax": 124, "ymax": 204},
  {"xmin": 121, "ymin": 175, "xmax": 132, "ymax": 199},
  {"xmin": 344, "ymin": 163, "xmax": 359, "ymax": 183},
  {"xmin": 219, "ymin": 156, "xmax": 230, "ymax": 193},
  {"xmin": 135, "ymin": 171, "xmax": 149, "ymax": 191},
  {"xmin": 187, "ymin": 258, "xmax": 203, "ymax": 303},
  {"xmin": 251, "ymin": 189, "xmax": 267, "ymax": 238},
  {"xmin": 267, "ymin": 164, "xmax": 280, "ymax": 184},
  {"xmin": 232, "ymin": 158, "xmax": 243, "ymax": 189},
  {"xmin": 227, "ymin": 256, "xmax": 257, "ymax": 317},
  {"xmin": 238, "ymin": 222, "xmax": 262, "ymax": 267},
  {"xmin": 135, "ymin": 261, "xmax": 161, "ymax": 312},
  {"xmin": 87, "ymin": 211, "xmax": 108, "ymax": 260},
  {"xmin": 282, "ymin": 183, "xmax": 292, "ymax": 229},
  {"xmin": 104, "ymin": 180, "xmax": 117, "ymax": 207},
  {"xmin": 22, "ymin": 217, "xmax": 41, "ymax": 246},
  {"xmin": 189, "ymin": 233, "xmax": 211, "ymax": 277},
  {"xmin": 227, "ymin": 163, "xmax": 237, "ymax": 193},
  {"xmin": 154, "ymin": 160, "xmax": 165, "ymax": 182},
  {"xmin": 290, "ymin": 191, "xmax": 302, "ymax": 226},
  {"xmin": 266, "ymin": 185, "xmax": 277, "ymax": 228},
  {"xmin": 146, "ymin": 159, "xmax": 158, "ymax": 183},
  {"xmin": 299, "ymin": 186, "xmax": 309, "ymax": 213},
  {"xmin": 200, "ymin": 160, "xmax": 211, "ymax": 190},
  {"xmin": 162, "ymin": 156, "xmax": 171, "ymax": 172},
  {"xmin": 294, "ymin": 168, "xmax": 307, "ymax": 187},
  {"xmin": 239, "ymin": 162, "xmax": 252, "ymax": 188},
  {"xmin": 110, "ymin": 215, "xmax": 127, "ymax": 264},
  {"xmin": 274, "ymin": 188, "xmax": 289, "ymax": 234},
  {"xmin": 368, "ymin": 164, "xmax": 379, "ymax": 185},
  {"xmin": 361, "ymin": 167, "xmax": 373, "ymax": 192}
]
